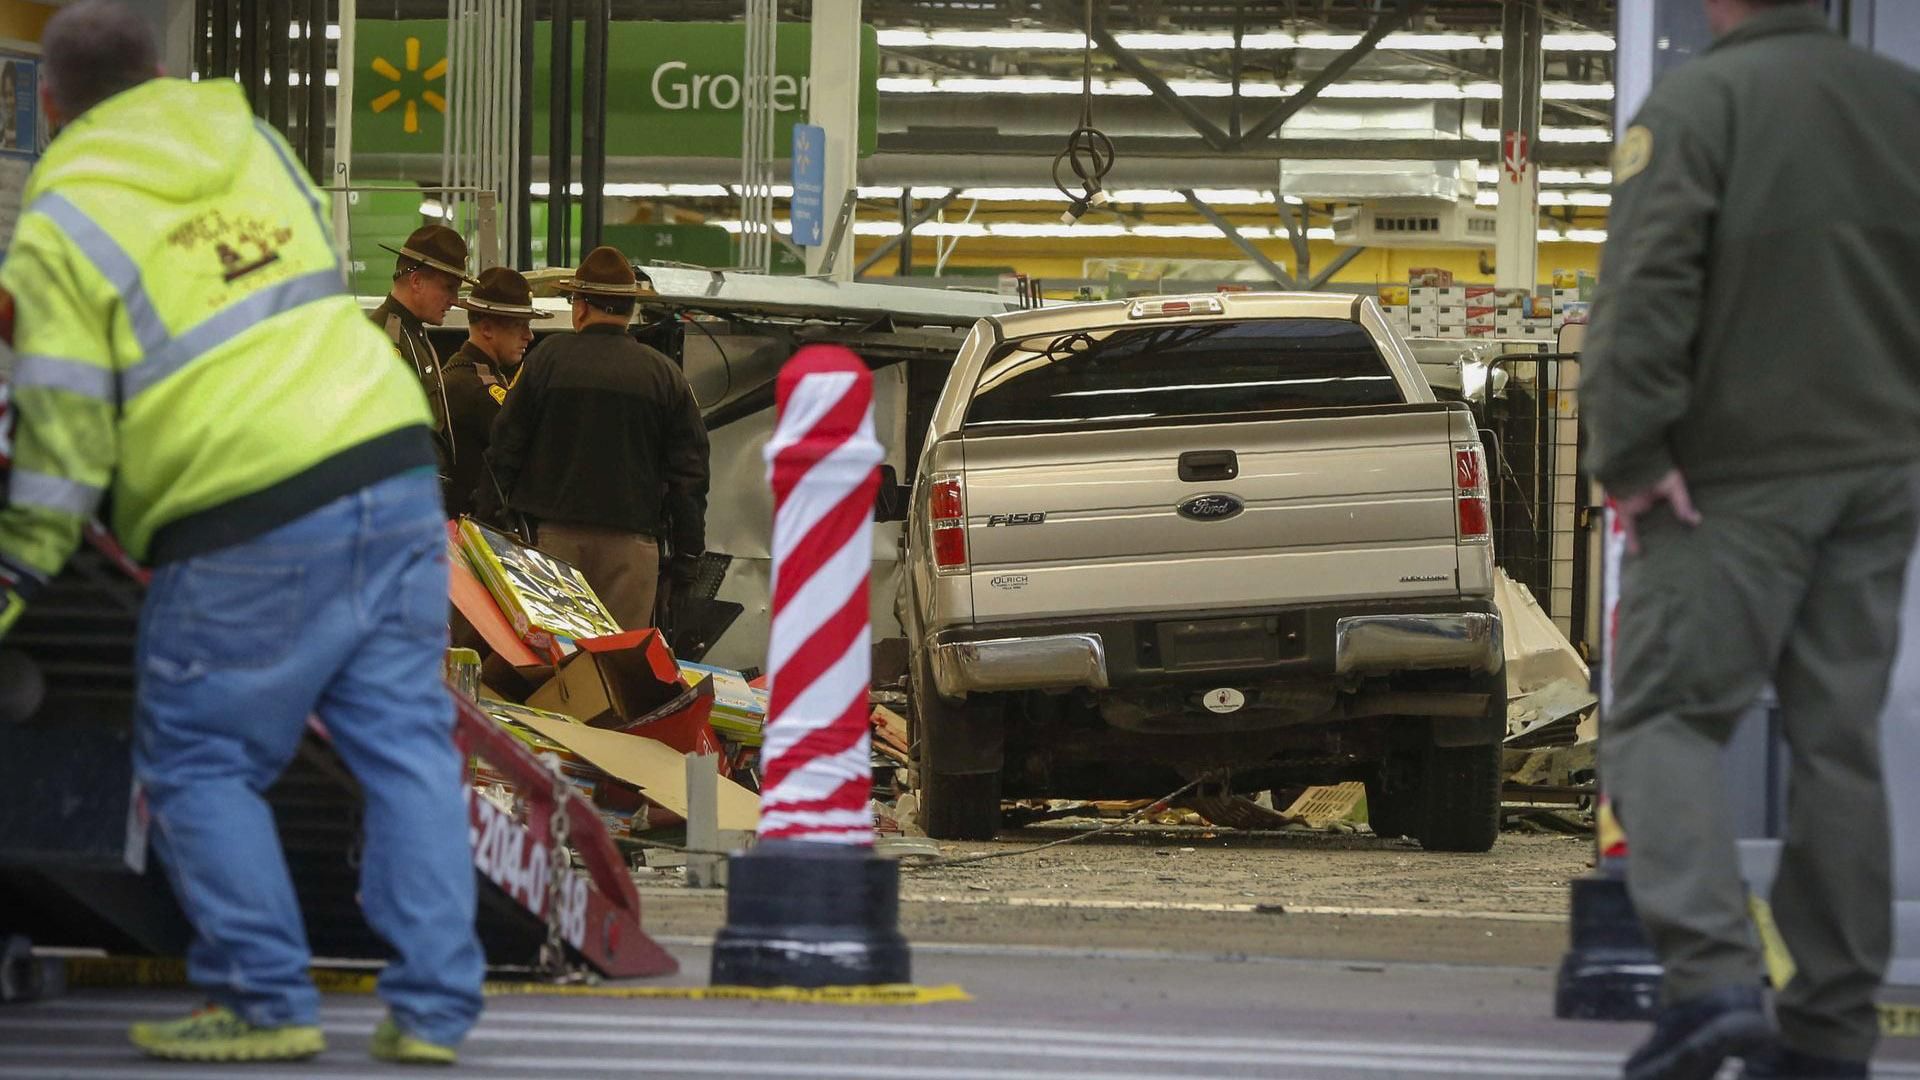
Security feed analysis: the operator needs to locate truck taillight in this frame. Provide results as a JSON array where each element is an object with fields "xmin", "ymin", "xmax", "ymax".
[
  {"xmin": 1454, "ymin": 443, "xmax": 1490, "ymax": 543},
  {"xmin": 930, "ymin": 474, "xmax": 968, "ymax": 572}
]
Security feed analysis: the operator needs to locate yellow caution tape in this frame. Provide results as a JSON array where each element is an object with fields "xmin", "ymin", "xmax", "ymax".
[
  {"xmin": 58, "ymin": 957, "xmax": 967, "ymax": 1006},
  {"xmin": 1749, "ymin": 896, "xmax": 1920, "ymax": 1038},
  {"xmin": 1748, "ymin": 895, "xmax": 1798, "ymax": 991},
  {"xmin": 483, "ymin": 982, "xmax": 972, "ymax": 1005}
]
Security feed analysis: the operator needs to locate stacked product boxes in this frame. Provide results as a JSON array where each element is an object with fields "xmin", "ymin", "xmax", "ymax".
[{"xmin": 1379, "ymin": 266, "xmax": 1582, "ymax": 341}]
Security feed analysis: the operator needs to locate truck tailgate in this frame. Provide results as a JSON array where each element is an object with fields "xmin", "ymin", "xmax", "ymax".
[{"xmin": 959, "ymin": 407, "xmax": 1462, "ymax": 622}]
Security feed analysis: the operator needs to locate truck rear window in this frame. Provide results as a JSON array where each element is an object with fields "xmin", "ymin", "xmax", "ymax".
[{"xmin": 965, "ymin": 318, "xmax": 1404, "ymax": 427}]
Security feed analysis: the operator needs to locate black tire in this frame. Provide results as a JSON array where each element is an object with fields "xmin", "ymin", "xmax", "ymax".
[
  {"xmin": 919, "ymin": 767, "xmax": 1002, "ymax": 841},
  {"xmin": 1415, "ymin": 742, "xmax": 1502, "ymax": 853},
  {"xmin": 909, "ymin": 650, "xmax": 1004, "ymax": 841}
]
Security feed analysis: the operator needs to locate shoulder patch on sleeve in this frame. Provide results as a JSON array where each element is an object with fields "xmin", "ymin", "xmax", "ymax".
[
  {"xmin": 383, "ymin": 314, "xmax": 404, "ymax": 344},
  {"xmin": 1613, "ymin": 126, "xmax": 1654, "ymax": 185}
]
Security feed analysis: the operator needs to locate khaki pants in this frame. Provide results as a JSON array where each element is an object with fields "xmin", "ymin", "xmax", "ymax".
[
  {"xmin": 535, "ymin": 522, "xmax": 660, "ymax": 631},
  {"xmin": 1605, "ymin": 463, "xmax": 1918, "ymax": 1062}
]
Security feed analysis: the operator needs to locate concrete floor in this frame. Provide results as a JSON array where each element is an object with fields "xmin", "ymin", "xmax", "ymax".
[
  {"xmin": 6, "ymin": 827, "xmax": 1920, "ymax": 1078},
  {"xmin": 6, "ymin": 939, "xmax": 1920, "ymax": 1079}
]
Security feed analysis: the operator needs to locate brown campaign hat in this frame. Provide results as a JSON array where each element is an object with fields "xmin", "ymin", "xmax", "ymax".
[
  {"xmin": 454, "ymin": 266, "xmax": 552, "ymax": 320},
  {"xmin": 380, "ymin": 224, "xmax": 479, "ymax": 284},
  {"xmin": 556, "ymin": 245, "xmax": 657, "ymax": 298}
]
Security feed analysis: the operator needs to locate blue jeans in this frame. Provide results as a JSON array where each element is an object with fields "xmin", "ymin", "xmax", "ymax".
[{"xmin": 133, "ymin": 468, "xmax": 483, "ymax": 1044}]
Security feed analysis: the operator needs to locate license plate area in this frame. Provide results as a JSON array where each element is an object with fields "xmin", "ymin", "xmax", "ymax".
[{"xmin": 1151, "ymin": 615, "xmax": 1305, "ymax": 671}]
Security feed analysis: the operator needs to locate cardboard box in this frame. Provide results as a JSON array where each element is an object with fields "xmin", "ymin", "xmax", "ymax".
[
  {"xmin": 528, "ymin": 629, "xmax": 684, "ymax": 730},
  {"xmin": 512, "ymin": 711, "xmax": 762, "ymax": 831},
  {"xmin": 1463, "ymin": 285, "xmax": 1497, "ymax": 303},
  {"xmin": 1408, "ymin": 267, "xmax": 1455, "ymax": 288},
  {"xmin": 1410, "ymin": 286, "xmax": 1441, "ymax": 306},
  {"xmin": 1552, "ymin": 269, "xmax": 1581, "ymax": 289},
  {"xmin": 679, "ymin": 661, "xmax": 768, "ymax": 746},
  {"xmin": 457, "ymin": 520, "xmax": 621, "ymax": 657},
  {"xmin": 1378, "ymin": 286, "xmax": 1410, "ymax": 306},
  {"xmin": 1464, "ymin": 324, "xmax": 1497, "ymax": 337}
]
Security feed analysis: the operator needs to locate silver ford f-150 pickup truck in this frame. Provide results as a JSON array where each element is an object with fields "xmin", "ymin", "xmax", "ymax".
[{"xmin": 898, "ymin": 292, "xmax": 1505, "ymax": 851}]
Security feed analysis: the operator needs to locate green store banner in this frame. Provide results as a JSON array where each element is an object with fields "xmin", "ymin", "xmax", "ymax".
[{"xmin": 352, "ymin": 20, "xmax": 878, "ymax": 159}]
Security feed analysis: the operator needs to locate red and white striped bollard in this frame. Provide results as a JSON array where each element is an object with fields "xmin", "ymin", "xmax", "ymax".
[
  {"xmin": 757, "ymin": 346, "xmax": 884, "ymax": 844},
  {"xmin": 711, "ymin": 345, "xmax": 910, "ymax": 987}
]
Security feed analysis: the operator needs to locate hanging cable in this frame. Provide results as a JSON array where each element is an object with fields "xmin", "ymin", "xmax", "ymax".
[{"xmin": 1054, "ymin": 0, "xmax": 1115, "ymax": 226}]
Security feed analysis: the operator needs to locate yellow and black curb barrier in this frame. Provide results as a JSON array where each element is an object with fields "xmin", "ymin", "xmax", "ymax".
[
  {"xmin": 57, "ymin": 956, "xmax": 969, "ymax": 1006},
  {"xmin": 1749, "ymin": 897, "xmax": 1920, "ymax": 1039}
]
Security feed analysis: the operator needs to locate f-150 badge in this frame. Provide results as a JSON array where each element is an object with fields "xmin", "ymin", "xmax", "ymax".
[
  {"xmin": 1178, "ymin": 494, "xmax": 1243, "ymax": 522},
  {"xmin": 987, "ymin": 513, "xmax": 1047, "ymax": 526}
]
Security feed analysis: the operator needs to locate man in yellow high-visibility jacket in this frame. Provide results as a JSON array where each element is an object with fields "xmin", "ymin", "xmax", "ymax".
[{"xmin": 0, "ymin": 0, "xmax": 481, "ymax": 1064}]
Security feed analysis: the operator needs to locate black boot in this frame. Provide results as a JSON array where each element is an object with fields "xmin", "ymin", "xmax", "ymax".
[
  {"xmin": 1623, "ymin": 984, "xmax": 1773, "ymax": 1080},
  {"xmin": 1739, "ymin": 1040, "xmax": 1869, "ymax": 1079}
]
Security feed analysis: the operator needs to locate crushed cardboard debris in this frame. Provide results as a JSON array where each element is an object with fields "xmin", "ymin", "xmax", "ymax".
[{"xmin": 514, "ymin": 712, "xmax": 761, "ymax": 832}]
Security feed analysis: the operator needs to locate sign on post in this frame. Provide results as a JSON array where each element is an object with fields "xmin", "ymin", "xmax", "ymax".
[{"xmin": 790, "ymin": 123, "xmax": 825, "ymax": 247}]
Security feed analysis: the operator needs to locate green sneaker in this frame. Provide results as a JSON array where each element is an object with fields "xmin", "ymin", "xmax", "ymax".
[
  {"xmin": 370, "ymin": 1017, "xmax": 458, "ymax": 1065},
  {"xmin": 128, "ymin": 1004, "xmax": 325, "ymax": 1062}
]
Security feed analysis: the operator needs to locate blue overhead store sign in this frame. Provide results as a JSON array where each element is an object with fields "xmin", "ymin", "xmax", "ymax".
[{"xmin": 790, "ymin": 123, "xmax": 826, "ymax": 247}]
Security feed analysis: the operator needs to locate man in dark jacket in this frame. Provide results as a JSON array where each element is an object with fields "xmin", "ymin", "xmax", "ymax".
[
  {"xmin": 1586, "ymin": 2, "xmax": 1920, "ymax": 1078},
  {"xmin": 370, "ymin": 224, "xmax": 477, "ymax": 485},
  {"xmin": 487, "ymin": 246, "xmax": 709, "ymax": 629},
  {"xmin": 441, "ymin": 267, "xmax": 548, "ymax": 518}
]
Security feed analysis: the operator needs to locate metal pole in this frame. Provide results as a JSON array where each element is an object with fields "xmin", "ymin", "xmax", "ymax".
[
  {"xmin": 208, "ymin": 0, "xmax": 231, "ymax": 78},
  {"xmin": 268, "ymin": 0, "xmax": 291, "ymax": 132},
  {"xmin": 193, "ymin": 0, "xmax": 210, "ymax": 76},
  {"xmin": 579, "ymin": 0, "xmax": 607, "ymax": 252},
  {"xmin": 239, "ymin": 0, "xmax": 262, "ymax": 114},
  {"xmin": 804, "ymin": 0, "xmax": 860, "ymax": 279},
  {"xmin": 329, "ymin": 0, "xmax": 354, "ymax": 275},
  {"xmin": 302, "ymin": 0, "xmax": 326, "ymax": 176},
  {"xmin": 548, "ymin": 0, "xmax": 573, "ymax": 268},
  {"xmin": 515, "ymin": 0, "xmax": 532, "ymax": 268},
  {"xmin": 896, "ymin": 193, "xmax": 912, "ymax": 277},
  {"xmin": 1495, "ymin": 0, "xmax": 1544, "ymax": 291}
]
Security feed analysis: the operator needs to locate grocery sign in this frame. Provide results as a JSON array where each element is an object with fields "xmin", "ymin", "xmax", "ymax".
[{"xmin": 353, "ymin": 21, "xmax": 878, "ymax": 159}]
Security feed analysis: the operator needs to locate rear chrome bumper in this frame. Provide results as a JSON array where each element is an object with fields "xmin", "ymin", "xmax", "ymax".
[
  {"xmin": 1334, "ymin": 613, "xmax": 1501, "ymax": 676},
  {"xmin": 930, "ymin": 633, "xmax": 1110, "ymax": 698}
]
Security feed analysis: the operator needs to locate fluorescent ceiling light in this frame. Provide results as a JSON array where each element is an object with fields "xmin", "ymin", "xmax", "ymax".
[
  {"xmin": 878, "ymin": 75, "xmax": 1611, "ymax": 102},
  {"xmin": 875, "ymin": 28, "xmax": 1614, "ymax": 53},
  {"xmin": 1476, "ymin": 189, "xmax": 1612, "ymax": 207},
  {"xmin": 707, "ymin": 218, "xmax": 1344, "ymax": 241},
  {"xmin": 1540, "ymin": 228, "xmax": 1608, "ymax": 243},
  {"xmin": 1480, "ymin": 166, "xmax": 1613, "ymax": 185},
  {"xmin": 1464, "ymin": 122, "xmax": 1612, "ymax": 144}
]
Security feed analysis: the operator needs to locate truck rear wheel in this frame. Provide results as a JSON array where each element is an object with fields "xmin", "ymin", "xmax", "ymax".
[
  {"xmin": 1415, "ymin": 742, "xmax": 1502, "ymax": 853},
  {"xmin": 919, "ymin": 767, "xmax": 1002, "ymax": 841},
  {"xmin": 909, "ymin": 651, "xmax": 1005, "ymax": 841}
]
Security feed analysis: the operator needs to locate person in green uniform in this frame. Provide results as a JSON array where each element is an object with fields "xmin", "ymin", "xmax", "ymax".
[
  {"xmin": 1587, "ymin": 2, "xmax": 1920, "ymax": 1078},
  {"xmin": 440, "ymin": 266, "xmax": 548, "ymax": 519}
]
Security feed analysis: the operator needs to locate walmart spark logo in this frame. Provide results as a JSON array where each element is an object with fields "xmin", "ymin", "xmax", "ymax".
[{"xmin": 368, "ymin": 36, "xmax": 446, "ymax": 134}]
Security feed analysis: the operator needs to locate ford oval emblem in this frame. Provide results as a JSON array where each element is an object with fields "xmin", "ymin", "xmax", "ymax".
[{"xmin": 1178, "ymin": 493, "xmax": 1244, "ymax": 522}]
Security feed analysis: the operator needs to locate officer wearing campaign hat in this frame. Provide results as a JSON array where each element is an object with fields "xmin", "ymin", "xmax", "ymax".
[
  {"xmin": 486, "ymin": 246, "xmax": 709, "ymax": 629},
  {"xmin": 439, "ymin": 266, "xmax": 550, "ymax": 518},
  {"xmin": 370, "ymin": 224, "xmax": 480, "ymax": 488}
]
